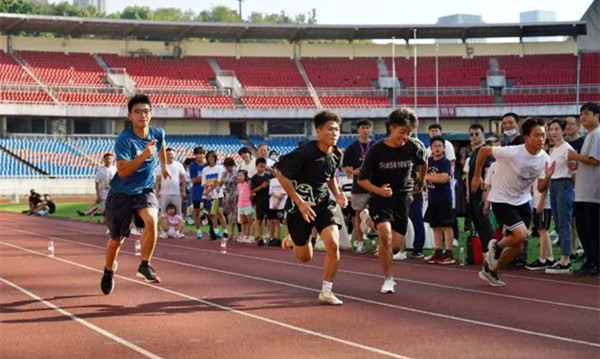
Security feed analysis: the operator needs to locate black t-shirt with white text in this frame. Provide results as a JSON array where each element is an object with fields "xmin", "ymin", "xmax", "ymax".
[
  {"xmin": 251, "ymin": 173, "xmax": 272, "ymax": 206},
  {"xmin": 358, "ymin": 138, "xmax": 427, "ymax": 199},
  {"xmin": 275, "ymin": 141, "xmax": 341, "ymax": 207},
  {"xmin": 342, "ymin": 139, "xmax": 372, "ymax": 194}
]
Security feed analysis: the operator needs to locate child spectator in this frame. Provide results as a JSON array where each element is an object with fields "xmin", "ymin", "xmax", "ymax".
[
  {"xmin": 251, "ymin": 157, "xmax": 273, "ymax": 246},
  {"xmin": 424, "ymin": 136, "xmax": 455, "ymax": 264},
  {"xmin": 267, "ymin": 175, "xmax": 288, "ymax": 246},
  {"xmin": 237, "ymin": 170, "xmax": 255, "ymax": 244},
  {"xmin": 202, "ymin": 151, "xmax": 227, "ymax": 239},
  {"xmin": 221, "ymin": 157, "xmax": 239, "ymax": 241},
  {"xmin": 159, "ymin": 204, "xmax": 185, "ymax": 239}
]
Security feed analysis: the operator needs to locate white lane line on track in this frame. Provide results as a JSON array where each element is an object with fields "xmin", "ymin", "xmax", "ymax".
[
  {"xmin": 0, "ymin": 276, "xmax": 164, "ymax": 359},
  {"xmin": 1, "ymin": 239, "xmax": 599, "ymax": 349},
  {"xmin": 1, "ymin": 224, "xmax": 596, "ymax": 312},
  {"xmin": 14, "ymin": 220, "xmax": 599, "ymax": 289},
  {"xmin": 0, "ymin": 241, "xmax": 412, "ymax": 359}
]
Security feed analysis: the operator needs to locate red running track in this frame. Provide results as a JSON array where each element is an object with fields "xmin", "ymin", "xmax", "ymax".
[{"xmin": 1, "ymin": 212, "xmax": 599, "ymax": 359}]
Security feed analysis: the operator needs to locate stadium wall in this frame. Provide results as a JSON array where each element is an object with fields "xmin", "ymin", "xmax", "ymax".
[
  {"xmin": 7, "ymin": 36, "xmax": 578, "ymax": 58},
  {"xmin": 1, "ymin": 178, "xmax": 95, "ymax": 197}
]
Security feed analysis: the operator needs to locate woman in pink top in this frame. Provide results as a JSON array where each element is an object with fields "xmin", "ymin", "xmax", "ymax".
[{"xmin": 237, "ymin": 170, "xmax": 255, "ymax": 243}]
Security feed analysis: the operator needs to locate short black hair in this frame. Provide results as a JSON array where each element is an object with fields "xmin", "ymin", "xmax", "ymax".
[
  {"xmin": 430, "ymin": 135, "xmax": 445, "ymax": 147},
  {"xmin": 255, "ymin": 157, "xmax": 267, "ymax": 166},
  {"xmin": 549, "ymin": 118, "xmax": 566, "ymax": 131},
  {"xmin": 166, "ymin": 203, "xmax": 176, "ymax": 211},
  {"xmin": 183, "ymin": 157, "xmax": 194, "ymax": 166},
  {"xmin": 521, "ymin": 117, "xmax": 546, "ymax": 136},
  {"xmin": 193, "ymin": 146, "xmax": 205, "ymax": 155},
  {"xmin": 206, "ymin": 150, "xmax": 217, "ymax": 162},
  {"xmin": 165, "ymin": 148, "xmax": 174, "ymax": 152},
  {"xmin": 469, "ymin": 123, "xmax": 485, "ymax": 133},
  {"xmin": 502, "ymin": 112, "xmax": 520, "ymax": 123},
  {"xmin": 223, "ymin": 157, "xmax": 236, "ymax": 167},
  {"xmin": 388, "ymin": 107, "xmax": 418, "ymax": 130},
  {"xmin": 127, "ymin": 94, "xmax": 152, "ymax": 113},
  {"xmin": 238, "ymin": 147, "xmax": 251, "ymax": 155},
  {"xmin": 428, "ymin": 123, "xmax": 442, "ymax": 131},
  {"xmin": 103, "ymin": 152, "xmax": 113, "ymax": 158},
  {"xmin": 580, "ymin": 102, "xmax": 600, "ymax": 116},
  {"xmin": 269, "ymin": 150, "xmax": 277, "ymax": 156},
  {"xmin": 314, "ymin": 110, "xmax": 342, "ymax": 129},
  {"xmin": 43, "ymin": 194, "xmax": 50, "ymax": 198},
  {"xmin": 356, "ymin": 119, "xmax": 372, "ymax": 129}
]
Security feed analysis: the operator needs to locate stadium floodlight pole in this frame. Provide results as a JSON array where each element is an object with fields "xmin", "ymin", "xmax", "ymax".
[
  {"xmin": 237, "ymin": 0, "xmax": 243, "ymax": 22},
  {"xmin": 392, "ymin": 36, "xmax": 396, "ymax": 108},
  {"xmin": 435, "ymin": 43, "xmax": 439, "ymax": 124},
  {"xmin": 413, "ymin": 28, "xmax": 417, "ymax": 111}
]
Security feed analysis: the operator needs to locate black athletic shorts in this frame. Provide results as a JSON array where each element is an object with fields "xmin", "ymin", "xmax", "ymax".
[
  {"xmin": 267, "ymin": 209, "xmax": 285, "ymax": 221},
  {"xmin": 286, "ymin": 199, "xmax": 341, "ymax": 247},
  {"xmin": 533, "ymin": 208, "xmax": 552, "ymax": 231},
  {"xmin": 105, "ymin": 189, "xmax": 159, "ymax": 240},
  {"xmin": 192, "ymin": 200, "xmax": 203, "ymax": 209},
  {"xmin": 491, "ymin": 202, "xmax": 532, "ymax": 236},
  {"xmin": 255, "ymin": 202, "xmax": 269, "ymax": 220},
  {"xmin": 425, "ymin": 201, "xmax": 454, "ymax": 228},
  {"xmin": 368, "ymin": 196, "xmax": 410, "ymax": 236}
]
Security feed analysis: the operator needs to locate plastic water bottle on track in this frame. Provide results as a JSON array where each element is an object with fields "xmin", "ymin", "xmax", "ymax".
[
  {"xmin": 135, "ymin": 239, "xmax": 141, "ymax": 256},
  {"xmin": 459, "ymin": 247, "xmax": 466, "ymax": 266},
  {"xmin": 47, "ymin": 240, "xmax": 55, "ymax": 257},
  {"xmin": 220, "ymin": 238, "xmax": 227, "ymax": 254}
]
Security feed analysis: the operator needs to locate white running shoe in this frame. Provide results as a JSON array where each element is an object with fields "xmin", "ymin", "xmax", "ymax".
[
  {"xmin": 355, "ymin": 241, "xmax": 365, "ymax": 253},
  {"xmin": 196, "ymin": 230, "xmax": 203, "ymax": 239},
  {"xmin": 318, "ymin": 291, "xmax": 343, "ymax": 305},
  {"xmin": 105, "ymin": 228, "xmax": 111, "ymax": 235},
  {"xmin": 392, "ymin": 251, "xmax": 407, "ymax": 260},
  {"xmin": 487, "ymin": 239, "xmax": 500, "ymax": 270},
  {"xmin": 158, "ymin": 232, "xmax": 168, "ymax": 239},
  {"xmin": 174, "ymin": 231, "xmax": 185, "ymax": 239},
  {"xmin": 380, "ymin": 278, "xmax": 396, "ymax": 294},
  {"xmin": 130, "ymin": 227, "xmax": 141, "ymax": 236}
]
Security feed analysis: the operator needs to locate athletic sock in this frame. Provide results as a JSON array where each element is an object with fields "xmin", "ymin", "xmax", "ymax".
[
  {"xmin": 141, "ymin": 260, "xmax": 149, "ymax": 267},
  {"xmin": 493, "ymin": 242, "xmax": 503, "ymax": 259},
  {"xmin": 538, "ymin": 258, "xmax": 546, "ymax": 263},
  {"xmin": 322, "ymin": 280, "xmax": 333, "ymax": 293}
]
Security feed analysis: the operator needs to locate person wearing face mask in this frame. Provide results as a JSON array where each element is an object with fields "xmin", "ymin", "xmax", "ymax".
[
  {"xmin": 269, "ymin": 150, "xmax": 279, "ymax": 163},
  {"xmin": 502, "ymin": 112, "xmax": 525, "ymax": 146}
]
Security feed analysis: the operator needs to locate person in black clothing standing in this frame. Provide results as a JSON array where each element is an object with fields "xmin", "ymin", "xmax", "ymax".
[
  {"xmin": 276, "ymin": 110, "xmax": 348, "ymax": 305},
  {"xmin": 251, "ymin": 157, "xmax": 273, "ymax": 246},
  {"xmin": 466, "ymin": 123, "xmax": 495, "ymax": 250},
  {"xmin": 358, "ymin": 108, "xmax": 427, "ymax": 294},
  {"xmin": 342, "ymin": 119, "xmax": 373, "ymax": 253}
]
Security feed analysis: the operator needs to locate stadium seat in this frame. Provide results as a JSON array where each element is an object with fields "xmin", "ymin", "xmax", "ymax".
[{"xmin": 19, "ymin": 51, "xmax": 106, "ymax": 87}]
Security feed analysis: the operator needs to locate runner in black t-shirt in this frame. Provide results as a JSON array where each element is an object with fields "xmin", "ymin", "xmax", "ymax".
[
  {"xmin": 342, "ymin": 119, "xmax": 373, "ymax": 253},
  {"xmin": 358, "ymin": 108, "xmax": 427, "ymax": 294},
  {"xmin": 275, "ymin": 110, "xmax": 347, "ymax": 306}
]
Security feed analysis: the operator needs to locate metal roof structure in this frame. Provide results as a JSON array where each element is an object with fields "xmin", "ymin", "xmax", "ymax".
[{"xmin": 0, "ymin": 13, "xmax": 587, "ymax": 42}]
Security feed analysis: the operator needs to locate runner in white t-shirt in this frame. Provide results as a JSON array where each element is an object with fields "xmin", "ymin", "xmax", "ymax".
[
  {"xmin": 471, "ymin": 117, "xmax": 554, "ymax": 287},
  {"xmin": 155, "ymin": 148, "xmax": 187, "ymax": 215}
]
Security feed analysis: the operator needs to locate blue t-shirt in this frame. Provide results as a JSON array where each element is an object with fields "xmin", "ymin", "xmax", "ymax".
[
  {"xmin": 189, "ymin": 161, "xmax": 207, "ymax": 201},
  {"xmin": 109, "ymin": 126, "xmax": 165, "ymax": 195},
  {"xmin": 426, "ymin": 156, "xmax": 452, "ymax": 203}
]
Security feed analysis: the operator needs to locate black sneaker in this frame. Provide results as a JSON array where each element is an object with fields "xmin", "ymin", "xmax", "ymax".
[
  {"xmin": 257, "ymin": 238, "xmax": 265, "ymax": 246},
  {"xmin": 100, "ymin": 267, "xmax": 115, "ymax": 295},
  {"xmin": 588, "ymin": 264, "xmax": 600, "ymax": 276},
  {"xmin": 411, "ymin": 251, "xmax": 425, "ymax": 259},
  {"xmin": 545, "ymin": 262, "xmax": 571, "ymax": 274},
  {"xmin": 268, "ymin": 238, "xmax": 280, "ymax": 247},
  {"xmin": 136, "ymin": 264, "xmax": 161, "ymax": 283},
  {"xmin": 525, "ymin": 259, "xmax": 548, "ymax": 271},
  {"xmin": 77, "ymin": 210, "xmax": 86, "ymax": 216}
]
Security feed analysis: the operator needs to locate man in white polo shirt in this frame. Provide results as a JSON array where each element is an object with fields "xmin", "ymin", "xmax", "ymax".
[{"xmin": 155, "ymin": 148, "xmax": 187, "ymax": 216}]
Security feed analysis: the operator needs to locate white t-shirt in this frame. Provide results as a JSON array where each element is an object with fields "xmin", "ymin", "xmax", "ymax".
[
  {"xmin": 202, "ymin": 164, "xmax": 225, "ymax": 199},
  {"xmin": 268, "ymin": 177, "xmax": 287, "ymax": 210},
  {"xmin": 484, "ymin": 162, "xmax": 497, "ymax": 187},
  {"xmin": 575, "ymin": 126, "xmax": 600, "ymax": 203},
  {"xmin": 488, "ymin": 145, "xmax": 550, "ymax": 206},
  {"xmin": 155, "ymin": 161, "xmax": 186, "ymax": 196},
  {"xmin": 549, "ymin": 141, "xmax": 574, "ymax": 179},
  {"xmin": 533, "ymin": 178, "xmax": 551, "ymax": 209},
  {"xmin": 338, "ymin": 172, "xmax": 353, "ymax": 198},
  {"xmin": 246, "ymin": 157, "xmax": 275, "ymax": 179},
  {"xmin": 95, "ymin": 165, "xmax": 117, "ymax": 200}
]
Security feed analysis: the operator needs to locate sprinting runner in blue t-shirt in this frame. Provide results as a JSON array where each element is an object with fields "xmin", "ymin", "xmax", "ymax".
[{"xmin": 101, "ymin": 94, "xmax": 171, "ymax": 295}]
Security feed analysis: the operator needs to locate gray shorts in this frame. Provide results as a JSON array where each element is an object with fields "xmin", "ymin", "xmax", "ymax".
[
  {"xmin": 351, "ymin": 193, "xmax": 370, "ymax": 212},
  {"xmin": 105, "ymin": 189, "xmax": 159, "ymax": 240}
]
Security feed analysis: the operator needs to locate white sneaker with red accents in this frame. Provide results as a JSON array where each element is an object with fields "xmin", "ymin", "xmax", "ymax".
[{"xmin": 318, "ymin": 290, "xmax": 343, "ymax": 305}]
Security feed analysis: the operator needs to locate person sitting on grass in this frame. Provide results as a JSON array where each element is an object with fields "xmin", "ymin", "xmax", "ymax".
[
  {"xmin": 22, "ymin": 189, "xmax": 41, "ymax": 214},
  {"xmin": 159, "ymin": 203, "xmax": 185, "ymax": 239},
  {"xmin": 29, "ymin": 194, "xmax": 56, "ymax": 216}
]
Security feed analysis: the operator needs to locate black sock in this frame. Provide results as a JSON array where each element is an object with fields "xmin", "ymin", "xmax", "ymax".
[
  {"xmin": 141, "ymin": 260, "xmax": 149, "ymax": 267},
  {"xmin": 493, "ymin": 242, "xmax": 503, "ymax": 258}
]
